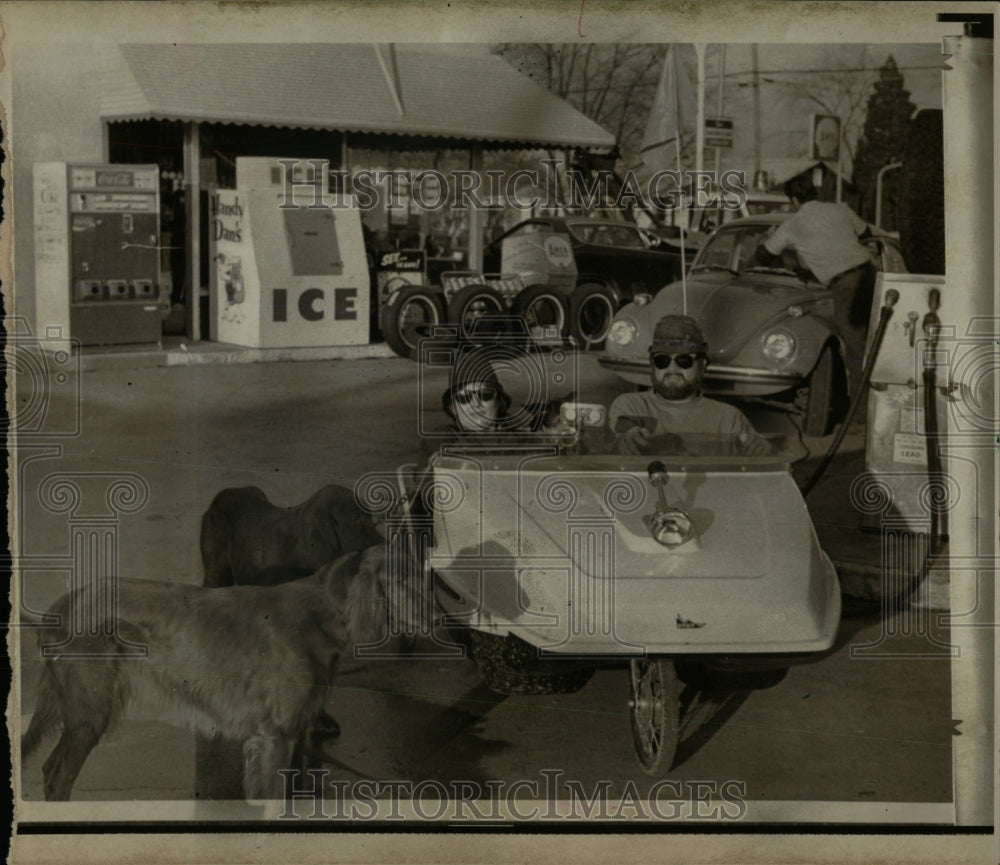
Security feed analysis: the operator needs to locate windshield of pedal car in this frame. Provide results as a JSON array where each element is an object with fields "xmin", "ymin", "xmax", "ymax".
[{"xmin": 429, "ymin": 427, "xmax": 786, "ymax": 468}]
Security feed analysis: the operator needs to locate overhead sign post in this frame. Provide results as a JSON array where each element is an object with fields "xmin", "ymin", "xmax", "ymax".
[{"xmin": 704, "ymin": 117, "xmax": 734, "ymax": 150}]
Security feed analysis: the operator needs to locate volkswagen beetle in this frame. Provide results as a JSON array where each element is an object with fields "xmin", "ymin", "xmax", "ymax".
[{"xmin": 598, "ymin": 214, "xmax": 907, "ymax": 435}]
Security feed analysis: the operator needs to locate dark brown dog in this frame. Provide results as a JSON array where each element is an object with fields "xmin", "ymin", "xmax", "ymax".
[
  {"xmin": 22, "ymin": 546, "xmax": 389, "ymax": 802},
  {"xmin": 200, "ymin": 485, "xmax": 382, "ymax": 588},
  {"xmin": 199, "ymin": 484, "xmax": 385, "ymax": 747}
]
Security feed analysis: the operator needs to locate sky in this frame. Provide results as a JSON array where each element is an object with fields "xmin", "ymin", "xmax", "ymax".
[{"xmin": 667, "ymin": 42, "xmax": 943, "ymax": 185}]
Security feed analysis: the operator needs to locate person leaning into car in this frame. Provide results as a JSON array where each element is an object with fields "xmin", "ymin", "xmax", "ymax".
[
  {"xmin": 750, "ymin": 175, "xmax": 875, "ymax": 392},
  {"xmin": 609, "ymin": 315, "xmax": 773, "ymax": 458}
]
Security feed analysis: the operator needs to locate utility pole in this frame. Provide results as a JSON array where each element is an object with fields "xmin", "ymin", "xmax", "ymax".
[
  {"xmin": 714, "ymin": 44, "xmax": 726, "ymax": 179},
  {"xmin": 695, "ymin": 44, "xmax": 706, "ymax": 185},
  {"xmin": 751, "ymin": 44, "xmax": 762, "ymax": 181}
]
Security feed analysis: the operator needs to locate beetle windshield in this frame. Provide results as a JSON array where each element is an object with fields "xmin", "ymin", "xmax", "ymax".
[{"xmin": 691, "ymin": 224, "xmax": 778, "ymax": 274}]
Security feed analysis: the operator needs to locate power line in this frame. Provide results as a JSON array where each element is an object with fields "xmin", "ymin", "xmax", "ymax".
[
  {"xmin": 555, "ymin": 64, "xmax": 942, "ymax": 96},
  {"xmin": 724, "ymin": 64, "xmax": 944, "ymax": 77}
]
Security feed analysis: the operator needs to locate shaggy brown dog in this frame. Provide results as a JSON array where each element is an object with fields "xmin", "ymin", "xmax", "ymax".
[
  {"xmin": 22, "ymin": 546, "xmax": 389, "ymax": 802},
  {"xmin": 200, "ymin": 485, "xmax": 382, "ymax": 588}
]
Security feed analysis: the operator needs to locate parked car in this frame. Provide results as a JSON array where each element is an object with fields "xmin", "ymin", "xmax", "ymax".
[
  {"xmin": 483, "ymin": 217, "xmax": 694, "ymax": 346},
  {"xmin": 599, "ymin": 214, "xmax": 908, "ymax": 436}
]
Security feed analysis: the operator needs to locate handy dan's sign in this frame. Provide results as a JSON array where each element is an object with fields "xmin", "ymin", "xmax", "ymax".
[{"xmin": 209, "ymin": 158, "xmax": 370, "ymax": 348}]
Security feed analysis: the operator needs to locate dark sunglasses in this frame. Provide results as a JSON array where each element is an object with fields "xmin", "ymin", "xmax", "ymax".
[
  {"xmin": 454, "ymin": 384, "xmax": 498, "ymax": 405},
  {"xmin": 651, "ymin": 353, "xmax": 698, "ymax": 370}
]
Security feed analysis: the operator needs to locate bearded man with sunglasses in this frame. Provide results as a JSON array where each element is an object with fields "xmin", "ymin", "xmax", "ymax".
[{"xmin": 609, "ymin": 315, "xmax": 772, "ymax": 457}]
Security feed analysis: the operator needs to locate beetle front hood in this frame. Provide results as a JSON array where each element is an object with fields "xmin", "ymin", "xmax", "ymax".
[{"xmin": 655, "ymin": 272, "xmax": 825, "ymax": 362}]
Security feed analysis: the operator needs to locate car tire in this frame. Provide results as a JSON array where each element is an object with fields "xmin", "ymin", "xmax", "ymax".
[
  {"xmin": 899, "ymin": 109, "xmax": 944, "ymax": 275},
  {"xmin": 470, "ymin": 630, "xmax": 595, "ymax": 696},
  {"xmin": 510, "ymin": 284, "xmax": 569, "ymax": 338},
  {"xmin": 803, "ymin": 344, "xmax": 847, "ymax": 437},
  {"xmin": 381, "ymin": 287, "xmax": 445, "ymax": 360},
  {"xmin": 446, "ymin": 284, "xmax": 509, "ymax": 341},
  {"xmin": 569, "ymin": 283, "xmax": 617, "ymax": 349}
]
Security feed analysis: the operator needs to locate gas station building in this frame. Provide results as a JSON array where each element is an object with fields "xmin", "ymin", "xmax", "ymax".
[{"xmin": 12, "ymin": 43, "xmax": 615, "ymax": 351}]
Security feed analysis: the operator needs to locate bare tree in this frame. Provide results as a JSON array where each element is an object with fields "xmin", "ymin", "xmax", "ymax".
[
  {"xmin": 766, "ymin": 46, "xmax": 878, "ymax": 171},
  {"xmin": 494, "ymin": 44, "xmax": 686, "ymax": 175}
]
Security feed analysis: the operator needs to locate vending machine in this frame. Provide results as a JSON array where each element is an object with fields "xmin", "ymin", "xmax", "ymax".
[{"xmin": 34, "ymin": 162, "xmax": 162, "ymax": 347}]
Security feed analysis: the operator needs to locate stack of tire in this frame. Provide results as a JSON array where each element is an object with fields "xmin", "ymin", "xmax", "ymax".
[{"xmin": 381, "ymin": 280, "xmax": 619, "ymax": 360}]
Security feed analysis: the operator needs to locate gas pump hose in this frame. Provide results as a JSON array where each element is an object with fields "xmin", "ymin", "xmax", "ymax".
[
  {"xmin": 801, "ymin": 288, "xmax": 900, "ymax": 497},
  {"xmin": 921, "ymin": 289, "xmax": 944, "ymax": 554}
]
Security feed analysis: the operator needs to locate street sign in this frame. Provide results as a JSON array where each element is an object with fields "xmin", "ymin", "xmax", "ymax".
[
  {"xmin": 705, "ymin": 117, "xmax": 733, "ymax": 149},
  {"xmin": 810, "ymin": 114, "xmax": 841, "ymax": 161}
]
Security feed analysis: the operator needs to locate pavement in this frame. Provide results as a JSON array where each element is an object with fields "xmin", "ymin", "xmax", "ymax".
[
  {"xmin": 14, "ymin": 338, "xmax": 949, "ymax": 807},
  {"xmin": 73, "ymin": 335, "xmax": 946, "ymax": 606},
  {"xmin": 78, "ymin": 334, "xmax": 398, "ymax": 371}
]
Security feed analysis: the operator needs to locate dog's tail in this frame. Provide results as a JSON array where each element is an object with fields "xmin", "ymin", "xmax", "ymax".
[{"xmin": 22, "ymin": 670, "xmax": 61, "ymax": 762}]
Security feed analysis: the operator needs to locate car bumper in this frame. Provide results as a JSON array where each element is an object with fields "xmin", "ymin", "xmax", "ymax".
[
  {"xmin": 598, "ymin": 353, "xmax": 651, "ymax": 385},
  {"xmin": 703, "ymin": 363, "xmax": 804, "ymax": 392},
  {"xmin": 599, "ymin": 354, "xmax": 804, "ymax": 395}
]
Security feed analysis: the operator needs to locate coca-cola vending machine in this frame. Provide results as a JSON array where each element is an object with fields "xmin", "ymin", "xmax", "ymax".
[{"xmin": 34, "ymin": 162, "xmax": 162, "ymax": 346}]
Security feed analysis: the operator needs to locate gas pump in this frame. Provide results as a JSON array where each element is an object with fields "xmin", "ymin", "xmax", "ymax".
[
  {"xmin": 33, "ymin": 162, "xmax": 162, "ymax": 346},
  {"xmin": 862, "ymin": 273, "xmax": 950, "ymax": 546},
  {"xmin": 209, "ymin": 158, "xmax": 370, "ymax": 348}
]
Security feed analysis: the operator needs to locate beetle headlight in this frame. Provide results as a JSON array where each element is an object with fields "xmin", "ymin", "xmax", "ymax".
[
  {"xmin": 761, "ymin": 329, "xmax": 797, "ymax": 363},
  {"xmin": 609, "ymin": 318, "xmax": 638, "ymax": 346}
]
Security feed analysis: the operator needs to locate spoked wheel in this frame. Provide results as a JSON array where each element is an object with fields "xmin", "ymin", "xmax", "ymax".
[{"xmin": 628, "ymin": 656, "xmax": 680, "ymax": 774}]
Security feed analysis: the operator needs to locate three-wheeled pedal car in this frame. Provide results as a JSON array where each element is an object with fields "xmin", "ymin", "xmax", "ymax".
[{"xmin": 416, "ymin": 405, "xmax": 841, "ymax": 773}]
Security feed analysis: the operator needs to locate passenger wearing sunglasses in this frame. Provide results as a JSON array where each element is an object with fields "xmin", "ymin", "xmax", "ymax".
[
  {"xmin": 414, "ymin": 349, "xmax": 516, "ymax": 487},
  {"xmin": 609, "ymin": 315, "xmax": 772, "ymax": 457},
  {"xmin": 442, "ymin": 372, "xmax": 512, "ymax": 433}
]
